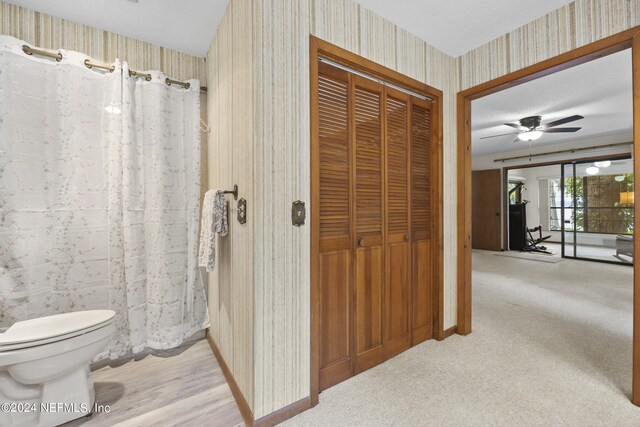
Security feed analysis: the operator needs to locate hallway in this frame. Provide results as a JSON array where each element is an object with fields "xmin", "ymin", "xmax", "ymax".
[{"xmin": 286, "ymin": 250, "xmax": 639, "ymax": 425}]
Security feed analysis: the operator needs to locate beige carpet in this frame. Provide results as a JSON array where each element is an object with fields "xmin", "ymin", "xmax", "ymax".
[
  {"xmin": 286, "ymin": 250, "xmax": 639, "ymax": 426},
  {"xmin": 493, "ymin": 250, "xmax": 562, "ymax": 263}
]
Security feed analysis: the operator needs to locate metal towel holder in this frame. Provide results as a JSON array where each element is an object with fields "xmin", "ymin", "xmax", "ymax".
[{"xmin": 223, "ymin": 185, "xmax": 238, "ymax": 200}]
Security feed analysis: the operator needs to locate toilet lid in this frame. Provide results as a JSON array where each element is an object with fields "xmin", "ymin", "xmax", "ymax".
[{"xmin": 0, "ymin": 310, "xmax": 115, "ymax": 350}]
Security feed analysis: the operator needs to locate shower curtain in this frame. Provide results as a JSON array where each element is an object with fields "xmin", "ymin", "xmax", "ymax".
[{"xmin": 0, "ymin": 35, "xmax": 209, "ymax": 358}]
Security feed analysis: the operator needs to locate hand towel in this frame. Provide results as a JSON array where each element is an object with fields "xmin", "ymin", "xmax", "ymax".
[{"xmin": 198, "ymin": 189, "xmax": 228, "ymax": 272}]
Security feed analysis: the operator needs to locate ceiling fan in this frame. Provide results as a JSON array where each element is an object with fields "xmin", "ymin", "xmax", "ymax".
[{"xmin": 480, "ymin": 114, "xmax": 584, "ymax": 142}]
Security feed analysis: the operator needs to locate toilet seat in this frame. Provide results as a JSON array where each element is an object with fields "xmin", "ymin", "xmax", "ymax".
[{"xmin": 0, "ymin": 310, "xmax": 115, "ymax": 352}]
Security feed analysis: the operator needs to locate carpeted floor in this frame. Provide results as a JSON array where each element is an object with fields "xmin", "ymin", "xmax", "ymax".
[{"xmin": 286, "ymin": 250, "xmax": 639, "ymax": 426}]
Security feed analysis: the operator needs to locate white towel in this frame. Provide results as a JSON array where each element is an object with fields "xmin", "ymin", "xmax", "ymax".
[{"xmin": 198, "ymin": 189, "xmax": 228, "ymax": 272}]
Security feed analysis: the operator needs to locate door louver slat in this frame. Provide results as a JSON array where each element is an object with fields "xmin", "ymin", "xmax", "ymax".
[
  {"xmin": 411, "ymin": 104, "xmax": 431, "ymax": 236},
  {"xmin": 319, "ymin": 73, "xmax": 350, "ymax": 240},
  {"xmin": 386, "ymin": 96, "xmax": 409, "ymax": 234},
  {"xmin": 355, "ymin": 86, "xmax": 382, "ymax": 236}
]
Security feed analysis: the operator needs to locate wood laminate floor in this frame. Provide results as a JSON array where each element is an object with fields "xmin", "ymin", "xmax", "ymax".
[{"xmin": 65, "ymin": 339, "xmax": 243, "ymax": 427}]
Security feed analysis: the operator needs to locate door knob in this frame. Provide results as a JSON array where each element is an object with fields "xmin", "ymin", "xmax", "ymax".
[
  {"xmin": 404, "ymin": 234, "xmax": 410, "ymax": 242},
  {"xmin": 358, "ymin": 238, "xmax": 365, "ymax": 247}
]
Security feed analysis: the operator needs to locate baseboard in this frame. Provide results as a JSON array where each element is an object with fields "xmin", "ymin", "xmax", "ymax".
[
  {"xmin": 205, "ymin": 330, "xmax": 254, "ymax": 426},
  {"xmin": 206, "ymin": 330, "xmax": 312, "ymax": 426},
  {"xmin": 436, "ymin": 325, "xmax": 457, "ymax": 341},
  {"xmin": 254, "ymin": 397, "xmax": 312, "ymax": 427}
]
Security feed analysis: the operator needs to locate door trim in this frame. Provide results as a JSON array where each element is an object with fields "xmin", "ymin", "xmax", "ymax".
[
  {"xmin": 456, "ymin": 25, "xmax": 640, "ymax": 405},
  {"xmin": 310, "ymin": 35, "xmax": 445, "ymax": 406}
]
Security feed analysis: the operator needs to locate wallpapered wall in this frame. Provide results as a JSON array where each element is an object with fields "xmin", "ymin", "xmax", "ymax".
[
  {"xmin": 458, "ymin": 0, "xmax": 640, "ymax": 90},
  {"xmin": 0, "ymin": 1, "xmax": 206, "ymax": 83},
  {"xmin": 206, "ymin": 0, "xmax": 255, "ymax": 412}
]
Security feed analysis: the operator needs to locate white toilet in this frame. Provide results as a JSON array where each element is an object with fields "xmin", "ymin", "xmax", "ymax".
[{"xmin": 0, "ymin": 310, "xmax": 115, "ymax": 427}]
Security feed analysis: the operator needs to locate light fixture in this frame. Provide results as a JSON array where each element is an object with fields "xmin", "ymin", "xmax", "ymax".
[
  {"xmin": 615, "ymin": 175, "xmax": 625, "ymax": 182},
  {"xmin": 594, "ymin": 160, "xmax": 611, "ymax": 168},
  {"xmin": 585, "ymin": 166, "xmax": 599, "ymax": 175},
  {"xmin": 517, "ymin": 130, "xmax": 544, "ymax": 142}
]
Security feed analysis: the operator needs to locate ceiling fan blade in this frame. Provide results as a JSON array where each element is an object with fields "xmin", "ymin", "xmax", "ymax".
[
  {"xmin": 544, "ymin": 127, "xmax": 582, "ymax": 133},
  {"xmin": 480, "ymin": 132, "xmax": 519, "ymax": 140},
  {"xmin": 544, "ymin": 115, "xmax": 584, "ymax": 128},
  {"xmin": 504, "ymin": 122, "xmax": 528, "ymax": 131}
]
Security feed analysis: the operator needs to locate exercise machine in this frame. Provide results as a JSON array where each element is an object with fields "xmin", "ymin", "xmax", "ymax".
[{"xmin": 508, "ymin": 201, "xmax": 552, "ymax": 254}]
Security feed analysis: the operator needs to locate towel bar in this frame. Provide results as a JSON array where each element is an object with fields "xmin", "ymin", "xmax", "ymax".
[{"xmin": 223, "ymin": 184, "xmax": 238, "ymax": 200}]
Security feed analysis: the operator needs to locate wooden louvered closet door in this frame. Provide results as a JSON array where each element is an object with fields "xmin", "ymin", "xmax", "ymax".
[
  {"xmin": 410, "ymin": 97, "xmax": 433, "ymax": 345},
  {"xmin": 352, "ymin": 75, "xmax": 386, "ymax": 374},
  {"xmin": 316, "ymin": 60, "xmax": 435, "ymax": 392},
  {"xmin": 317, "ymin": 62, "xmax": 352, "ymax": 391},
  {"xmin": 385, "ymin": 88, "xmax": 412, "ymax": 358}
]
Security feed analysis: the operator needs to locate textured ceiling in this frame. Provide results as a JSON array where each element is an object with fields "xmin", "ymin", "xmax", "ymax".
[
  {"xmin": 472, "ymin": 49, "xmax": 633, "ymax": 158},
  {"xmin": 3, "ymin": 0, "xmax": 229, "ymax": 56},
  {"xmin": 355, "ymin": 0, "xmax": 572, "ymax": 57},
  {"xmin": 6, "ymin": 0, "xmax": 574, "ymax": 58}
]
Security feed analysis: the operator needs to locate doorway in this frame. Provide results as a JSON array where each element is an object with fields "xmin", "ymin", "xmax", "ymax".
[{"xmin": 457, "ymin": 27, "xmax": 640, "ymax": 404}]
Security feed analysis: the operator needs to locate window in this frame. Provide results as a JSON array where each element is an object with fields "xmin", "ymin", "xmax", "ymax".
[
  {"xmin": 508, "ymin": 181, "xmax": 522, "ymax": 204},
  {"xmin": 549, "ymin": 178, "xmax": 564, "ymax": 231},
  {"xmin": 549, "ymin": 174, "xmax": 633, "ymax": 234}
]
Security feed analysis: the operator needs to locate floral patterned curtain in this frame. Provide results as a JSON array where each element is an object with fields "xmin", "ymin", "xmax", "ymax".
[{"xmin": 0, "ymin": 35, "xmax": 209, "ymax": 359}]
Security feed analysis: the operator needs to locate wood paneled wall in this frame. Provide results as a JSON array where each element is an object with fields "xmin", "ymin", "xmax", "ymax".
[
  {"xmin": 206, "ymin": 0, "xmax": 255, "ymax": 413},
  {"xmin": 0, "ymin": 1, "xmax": 206, "ymax": 83}
]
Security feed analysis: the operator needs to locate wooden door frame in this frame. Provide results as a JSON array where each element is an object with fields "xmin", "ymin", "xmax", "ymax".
[
  {"xmin": 310, "ymin": 35, "xmax": 445, "ymax": 406},
  {"xmin": 456, "ymin": 26, "xmax": 640, "ymax": 405}
]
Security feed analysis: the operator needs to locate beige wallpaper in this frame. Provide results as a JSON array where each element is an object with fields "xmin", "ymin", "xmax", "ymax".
[
  {"xmin": 0, "ymin": 1, "xmax": 206, "ymax": 84},
  {"xmin": 206, "ymin": 0, "xmax": 255, "ymax": 412},
  {"xmin": 458, "ymin": 0, "xmax": 640, "ymax": 91}
]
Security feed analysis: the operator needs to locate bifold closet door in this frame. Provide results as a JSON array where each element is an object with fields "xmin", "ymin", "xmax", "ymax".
[
  {"xmin": 352, "ymin": 75, "xmax": 386, "ymax": 374},
  {"xmin": 410, "ymin": 97, "xmax": 433, "ymax": 345},
  {"xmin": 316, "ymin": 60, "xmax": 435, "ymax": 392},
  {"xmin": 317, "ymin": 62, "xmax": 353, "ymax": 390},
  {"xmin": 384, "ymin": 88, "xmax": 412, "ymax": 358}
]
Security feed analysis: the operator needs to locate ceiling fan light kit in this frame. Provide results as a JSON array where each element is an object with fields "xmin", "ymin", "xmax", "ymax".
[
  {"xmin": 517, "ymin": 130, "xmax": 543, "ymax": 142},
  {"xmin": 586, "ymin": 166, "xmax": 600, "ymax": 175},
  {"xmin": 594, "ymin": 160, "xmax": 611, "ymax": 168},
  {"xmin": 480, "ymin": 114, "xmax": 585, "ymax": 143}
]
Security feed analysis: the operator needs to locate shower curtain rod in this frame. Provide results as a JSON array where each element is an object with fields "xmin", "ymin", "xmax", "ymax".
[{"xmin": 22, "ymin": 44, "xmax": 208, "ymax": 93}]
